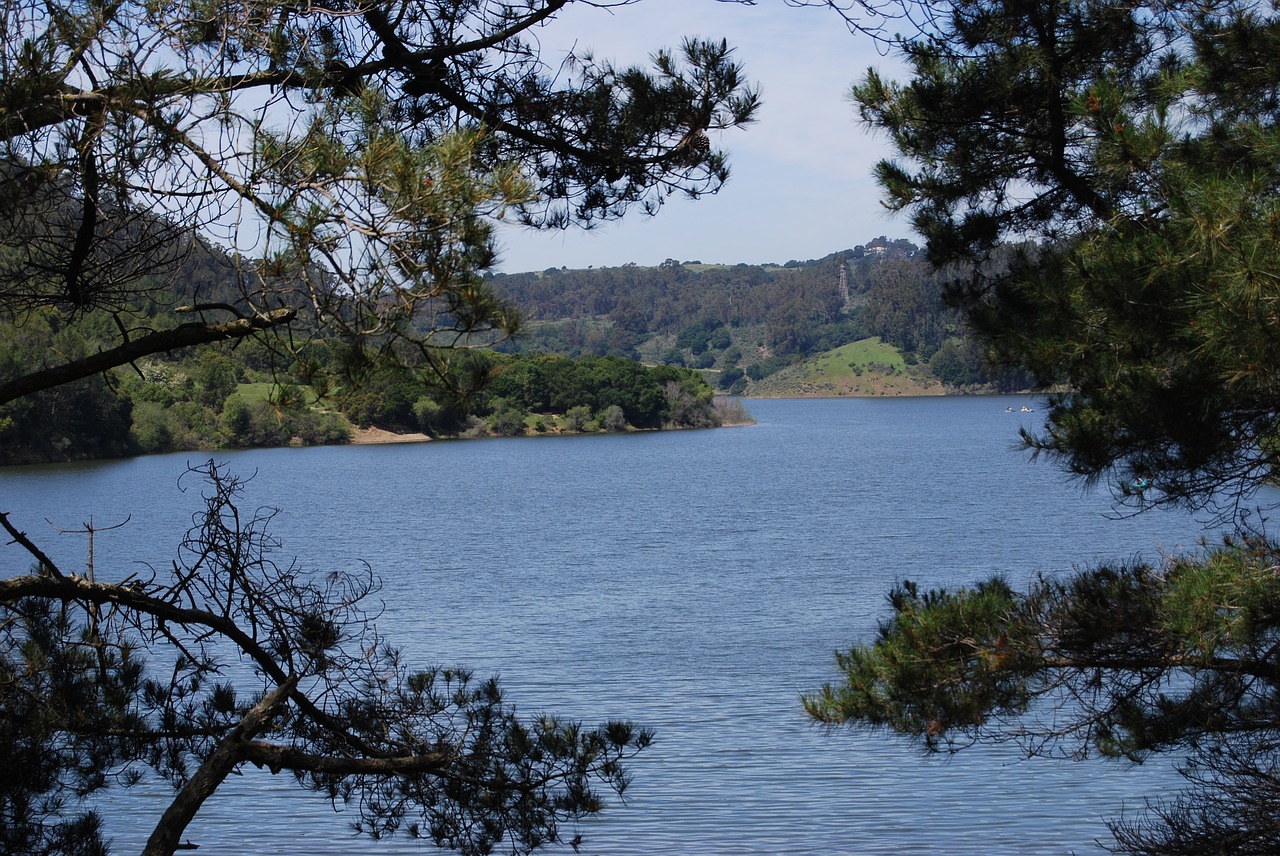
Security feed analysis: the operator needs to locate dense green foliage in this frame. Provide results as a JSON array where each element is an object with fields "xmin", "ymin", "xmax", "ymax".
[
  {"xmin": 0, "ymin": 0, "xmax": 765, "ymax": 852},
  {"xmin": 0, "ymin": 310, "xmax": 133, "ymax": 463},
  {"xmin": 0, "ymin": 305, "xmax": 356, "ymax": 463},
  {"xmin": 806, "ymin": 536, "xmax": 1280, "ymax": 854},
  {"xmin": 809, "ymin": 537, "xmax": 1280, "ymax": 760},
  {"xmin": 490, "ymin": 240, "xmax": 906, "ymax": 354},
  {"xmin": 335, "ymin": 351, "xmax": 727, "ymax": 436},
  {"xmin": 0, "ymin": 303, "xmax": 728, "ymax": 464},
  {"xmin": 0, "ymin": 229, "xmax": 1019, "ymax": 463},
  {"xmin": 811, "ymin": 0, "xmax": 1280, "ymax": 852},
  {"xmin": 484, "ymin": 353, "xmax": 718, "ymax": 430},
  {"xmin": 850, "ymin": 0, "xmax": 1280, "ymax": 509},
  {"xmin": 487, "ymin": 237, "xmax": 1028, "ymax": 391}
]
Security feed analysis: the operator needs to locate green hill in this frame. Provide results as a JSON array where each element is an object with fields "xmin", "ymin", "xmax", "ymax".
[
  {"xmin": 745, "ymin": 338, "xmax": 945, "ymax": 397},
  {"xmin": 488, "ymin": 238, "xmax": 1032, "ymax": 396}
]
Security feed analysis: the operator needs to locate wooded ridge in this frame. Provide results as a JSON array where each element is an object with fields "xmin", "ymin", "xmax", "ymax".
[
  {"xmin": 486, "ymin": 237, "xmax": 1030, "ymax": 395},
  {"xmin": 0, "ymin": 232, "xmax": 1027, "ymax": 466}
]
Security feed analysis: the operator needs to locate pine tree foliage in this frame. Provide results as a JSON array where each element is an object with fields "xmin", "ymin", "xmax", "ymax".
[
  {"xmin": 843, "ymin": 0, "xmax": 1280, "ymax": 510},
  {"xmin": 805, "ymin": 536, "xmax": 1280, "ymax": 854},
  {"xmin": 807, "ymin": 537, "xmax": 1280, "ymax": 761},
  {"xmin": 0, "ymin": 3, "xmax": 759, "ymax": 851},
  {"xmin": 807, "ymin": 1, "xmax": 1280, "ymax": 852},
  {"xmin": 1, "ymin": 463, "xmax": 651, "ymax": 856},
  {"xmin": 0, "ymin": 0, "xmax": 759, "ymax": 405}
]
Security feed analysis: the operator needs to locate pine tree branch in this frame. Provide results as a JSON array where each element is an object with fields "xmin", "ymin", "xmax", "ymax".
[
  {"xmin": 240, "ymin": 741, "xmax": 453, "ymax": 777},
  {"xmin": 0, "ymin": 308, "xmax": 296, "ymax": 405},
  {"xmin": 0, "ymin": 570, "xmax": 458, "ymax": 777},
  {"xmin": 1042, "ymin": 653, "xmax": 1280, "ymax": 685},
  {"xmin": 141, "ymin": 678, "xmax": 298, "ymax": 856}
]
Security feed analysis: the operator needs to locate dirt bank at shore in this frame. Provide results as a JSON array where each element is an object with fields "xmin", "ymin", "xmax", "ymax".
[{"xmin": 349, "ymin": 426, "xmax": 431, "ymax": 445}]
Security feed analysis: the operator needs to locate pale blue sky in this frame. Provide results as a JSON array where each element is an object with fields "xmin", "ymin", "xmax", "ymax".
[{"xmin": 494, "ymin": 0, "xmax": 911, "ymax": 272}]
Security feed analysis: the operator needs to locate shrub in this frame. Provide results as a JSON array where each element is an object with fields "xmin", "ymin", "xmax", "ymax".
[
  {"xmin": 130, "ymin": 401, "xmax": 176, "ymax": 454},
  {"xmin": 413, "ymin": 396, "xmax": 466, "ymax": 436},
  {"xmin": 663, "ymin": 380, "xmax": 716, "ymax": 429},
  {"xmin": 599, "ymin": 404, "xmax": 628, "ymax": 432},
  {"xmin": 195, "ymin": 352, "xmax": 238, "ymax": 408},
  {"xmin": 487, "ymin": 406, "xmax": 527, "ymax": 436},
  {"xmin": 713, "ymin": 396, "xmax": 754, "ymax": 426},
  {"xmin": 220, "ymin": 396, "xmax": 289, "ymax": 447},
  {"xmin": 564, "ymin": 405, "xmax": 593, "ymax": 432},
  {"xmin": 459, "ymin": 415, "xmax": 489, "ymax": 438},
  {"xmin": 291, "ymin": 410, "xmax": 353, "ymax": 445}
]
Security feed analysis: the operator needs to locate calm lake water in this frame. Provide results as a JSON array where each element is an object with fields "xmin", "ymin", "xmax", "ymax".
[{"xmin": 1, "ymin": 396, "xmax": 1257, "ymax": 855}]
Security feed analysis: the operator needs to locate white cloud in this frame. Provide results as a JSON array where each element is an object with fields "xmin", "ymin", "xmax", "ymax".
[{"xmin": 494, "ymin": 0, "xmax": 912, "ymax": 272}]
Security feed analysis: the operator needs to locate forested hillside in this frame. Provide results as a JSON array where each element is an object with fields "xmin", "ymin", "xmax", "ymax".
[
  {"xmin": 0, "ymin": 233, "xmax": 744, "ymax": 465},
  {"xmin": 1, "ymin": 219, "xmax": 1020, "ymax": 467},
  {"xmin": 487, "ymin": 236, "xmax": 1030, "ymax": 394},
  {"xmin": 0, "ymin": 297, "xmax": 732, "ymax": 464}
]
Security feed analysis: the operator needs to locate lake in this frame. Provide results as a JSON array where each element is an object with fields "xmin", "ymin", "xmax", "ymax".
[{"xmin": 0, "ymin": 396, "xmax": 1251, "ymax": 855}]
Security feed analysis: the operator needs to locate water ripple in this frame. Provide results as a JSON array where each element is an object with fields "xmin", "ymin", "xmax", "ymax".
[{"xmin": 0, "ymin": 396, "xmax": 1232, "ymax": 855}]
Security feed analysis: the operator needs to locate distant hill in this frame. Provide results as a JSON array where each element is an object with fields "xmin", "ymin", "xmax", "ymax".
[
  {"xmin": 485, "ymin": 237, "xmax": 1029, "ymax": 395},
  {"xmin": 747, "ymin": 338, "xmax": 945, "ymax": 398}
]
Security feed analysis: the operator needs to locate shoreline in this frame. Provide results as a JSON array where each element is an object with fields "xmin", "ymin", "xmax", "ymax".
[{"xmin": 349, "ymin": 426, "xmax": 432, "ymax": 445}]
